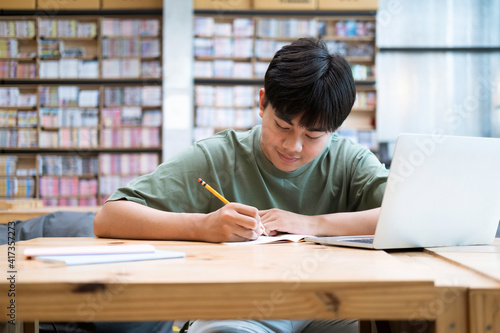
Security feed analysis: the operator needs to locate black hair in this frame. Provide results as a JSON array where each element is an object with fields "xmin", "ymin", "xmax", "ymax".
[{"xmin": 263, "ymin": 38, "xmax": 356, "ymax": 132}]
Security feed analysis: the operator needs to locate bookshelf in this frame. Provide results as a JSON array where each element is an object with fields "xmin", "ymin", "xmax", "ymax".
[
  {"xmin": 193, "ymin": 11, "xmax": 378, "ymax": 150},
  {"xmin": 0, "ymin": 13, "xmax": 162, "ymax": 206}
]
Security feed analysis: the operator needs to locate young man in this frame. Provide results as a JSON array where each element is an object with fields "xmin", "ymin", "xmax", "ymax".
[{"xmin": 93, "ymin": 38, "xmax": 388, "ymax": 332}]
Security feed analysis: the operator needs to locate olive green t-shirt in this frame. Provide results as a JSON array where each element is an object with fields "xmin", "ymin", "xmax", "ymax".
[{"xmin": 108, "ymin": 126, "xmax": 389, "ymax": 215}]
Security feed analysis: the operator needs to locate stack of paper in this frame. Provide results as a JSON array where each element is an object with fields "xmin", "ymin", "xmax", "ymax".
[{"xmin": 24, "ymin": 244, "xmax": 185, "ymax": 266}]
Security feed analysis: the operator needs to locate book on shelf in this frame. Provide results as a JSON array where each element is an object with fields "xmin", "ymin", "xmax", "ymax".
[
  {"xmin": 0, "ymin": 61, "xmax": 37, "ymax": 79},
  {"xmin": 39, "ymin": 155, "xmax": 98, "ymax": 176},
  {"xmin": 141, "ymin": 86, "xmax": 162, "ymax": 106},
  {"xmin": 318, "ymin": 20, "xmax": 375, "ymax": 38},
  {"xmin": 39, "ymin": 176, "xmax": 98, "ymax": 198},
  {"xmin": 0, "ymin": 109, "xmax": 17, "ymax": 127},
  {"xmin": 40, "ymin": 59, "xmax": 99, "ymax": 78},
  {"xmin": 0, "ymin": 21, "xmax": 36, "ymax": 38},
  {"xmin": 78, "ymin": 90, "xmax": 99, "ymax": 107},
  {"xmin": 40, "ymin": 86, "xmax": 99, "ymax": 107},
  {"xmin": 0, "ymin": 39, "xmax": 18, "ymax": 57},
  {"xmin": 99, "ymin": 153, "xmax": 159, "ymax": 176},
  {"xmin": 38, "ymin": 19, "xmax": 97, "ymax": 38},
  {"xmin": 101, "ymin": 18, "xmax": 159, "ymax": 37},
  {"xmin": 40, "ymin": 108, "xmax": 98, "ymax": 127},
  {"xmin": 195, "ymin": 85, "xmax": 254, "ymax": 107},
  {"xmin": 196, "ymin": 107, "xmax": 254, "ymax": 128},
  {"xmin": 39, "ymin": 128, "xmax": 98, "ymax": 148},
  {"xmin": 102, "ymin": 59, "xmax": 141, "ymax": 78},
  {"xmin": 256, "ymin": 18, "xmax": 317, "ymax": 38},
  {"xmin": 141, "ymin": 60, "xmax": 161, "ymax": 78},
  {"xmin": 100, "ymin": 128, "xmax": 160, "ymax": 148},
  {"xmin": 0, "ymin": 177, "xmax": 36, "ymax": 197},
  {"xmin": 0, "ymin": 88, "xmax": 36, "ymax": 107},
  {"xmin": 353, "ymin": 91, "xmax": 376, "ymax": 109}
]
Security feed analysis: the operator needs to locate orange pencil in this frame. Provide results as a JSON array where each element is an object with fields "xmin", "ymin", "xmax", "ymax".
[{"xmin": 198, "ymin": 178, "xmax": 268, "ymax": 236}]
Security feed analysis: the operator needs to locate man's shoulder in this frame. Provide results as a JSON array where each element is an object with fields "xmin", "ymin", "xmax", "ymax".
[
  {"xmin": 329, "ymin": 133, "xmax": 370, "ymax": 155},
  {"xmin": 196, "ymin": 127, "xmax": 258, "ymax": 151}
]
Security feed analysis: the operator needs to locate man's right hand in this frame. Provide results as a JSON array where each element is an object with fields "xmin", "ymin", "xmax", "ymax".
[{"xmin": 199, "ymin": 203, "xmax": 263, "ymax": 242}]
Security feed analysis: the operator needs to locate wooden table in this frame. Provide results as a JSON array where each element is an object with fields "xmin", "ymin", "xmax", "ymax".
[
  {"xmin": 426, "ymin": 239, "xmax": 500, "ymax": 333},
  {"xmin": 0, "ymin": 237, "xmax": 479, "ymax": 333},
  {"xmin": 0, "ymin": 206, "xmax": 101, "ymax": 224}
]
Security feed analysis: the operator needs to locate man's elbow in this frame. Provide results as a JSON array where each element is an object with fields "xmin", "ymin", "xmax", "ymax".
[{"xmin": 93, "ymin": 210, "xmax": 108, "ymax": 237}]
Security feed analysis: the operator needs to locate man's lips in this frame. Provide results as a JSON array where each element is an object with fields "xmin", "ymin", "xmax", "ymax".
[{"xmin": 277, "ymin": 150, "xmax": 300, "ymax": 163}]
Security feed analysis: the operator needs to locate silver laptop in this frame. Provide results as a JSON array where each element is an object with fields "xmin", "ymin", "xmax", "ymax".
[{"xmin": 305, "ymin": 133, "xmax": 500, "ymax": 249}]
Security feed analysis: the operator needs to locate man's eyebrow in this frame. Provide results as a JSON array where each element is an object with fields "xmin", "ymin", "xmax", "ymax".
[
  {"xmin": 307, "ymin": 127, "xmax": 325, "ymax": 132},
  {"xmin": 276, "ymin": 115, "xmax": 294, "ymax": 126}
]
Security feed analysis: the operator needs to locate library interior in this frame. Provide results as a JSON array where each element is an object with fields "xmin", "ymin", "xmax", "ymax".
[
  {"xmin": 1, "ymin": 0, "xmax": 498, "ymax": 211},
  {"xmin": 1, "ymin": 1, "xmax": 500, "ymax": 333}
]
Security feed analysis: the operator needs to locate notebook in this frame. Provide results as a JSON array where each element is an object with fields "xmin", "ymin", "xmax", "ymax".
[
  {"xmin": 32, "ymin": 250, "xmax": 186, "ymax": 266},
  {"xmin": 305, "ymin": 133, "xmax": 500, "ymax": 250}
]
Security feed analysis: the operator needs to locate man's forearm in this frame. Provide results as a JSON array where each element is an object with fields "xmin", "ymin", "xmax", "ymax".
[
  {"xmin": 93, "ymin": 200, "xmax": 206, "ymax": 240},
  {"xmin": 312, "ymin": 207, "xmax": 380, "ymax": 236}
]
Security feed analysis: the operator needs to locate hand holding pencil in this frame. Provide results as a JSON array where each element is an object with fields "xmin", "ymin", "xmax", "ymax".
[{"xmin": 198, "ymin": 178, "xmax": 268, "ymax": 237}]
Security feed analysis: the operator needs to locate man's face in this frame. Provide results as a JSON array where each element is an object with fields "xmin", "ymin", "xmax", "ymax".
[{"xmin": 258, "ymin": 89, "xmax": 332, "ymax": 172}]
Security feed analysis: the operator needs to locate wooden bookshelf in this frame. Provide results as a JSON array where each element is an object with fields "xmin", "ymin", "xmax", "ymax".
[
  {"xmin": 193, "ymin": 11, "xmax": 378, "ymax": 150},
  {"xmin": 0, "ymin": 13, "xmax": 163, "ymax": 206}
]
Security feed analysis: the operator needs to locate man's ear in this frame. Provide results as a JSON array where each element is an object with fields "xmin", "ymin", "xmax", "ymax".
[{"xmin": 258, "ymin": 88, "xmax": 265, "ymax": 118}]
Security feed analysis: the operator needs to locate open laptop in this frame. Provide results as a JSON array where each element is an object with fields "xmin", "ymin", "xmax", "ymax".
[{"xmin": 305, "ymin": 133, "xmax": 500, "ymax": 250}]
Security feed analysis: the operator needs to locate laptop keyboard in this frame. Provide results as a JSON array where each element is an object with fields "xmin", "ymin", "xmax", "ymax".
[{"xmin": 341, "ymin": 238, "xmax": 374, "ymax": 244}]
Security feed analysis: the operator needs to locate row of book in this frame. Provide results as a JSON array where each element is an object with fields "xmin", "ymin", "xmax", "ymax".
[
  {"xmin": 319, "ymin": 20, "xmax": 376, "ymax": 38},
  {"xmin": 0, "ymin": 88, "xmax": 37, "ymax": 107},
  {"xmin": 354, "ymin": 91, "xmax": 377, "ymax": 109},
  {"xmin": 195, "ymin": 85, "xmax": 255, "ymax": 108},
  {"xmin": 1, "ymin": 128, "xmax": 163, "ymax": 149},
  {"xmin": 40, "ymin": 108, "xmax": 99, "ymax": 127},
  {"xmin": 0, "ymin": 177, "xmax": 36, "ymax": 197},
  {"xmin": 194, "ymin": 38, "xmax": 254, "ymax": 58},
  {"xmin": 100, "ymin": 128, "xmax": 160, "ymax": 148},
  {"xmin": 102, "ymin": 38, "xmax": 160, "ymax": 58},
  {"xmin": 0, "ymin": 156, "xmax": 17, "ymax": 176},
  {"xmin": 194, "ymin": 60, "xmax": 261, "ymax": 78},
  {"xmin": 39, "ymin": 176, "xmax": 98, "ymax": 197},
  {"xmin": 0, "ymin": 39, "xmax": 20, "ymax": 57},
  {"xmin": 99, "ymin": 153, "xmax": 159, "ymax": 176},
  {"xmin": 103, "ymin": 86, "xmax": 162, "ymax": 106},
  {"xmin": 194, "ymin": 18, "xmax": 376, "ymax": 40},
  {"xmin": 256, "ymin": 19, "xmax": 317, "ymax": 38},
  {"xmin": 39, "ymin": 128, "xmax": 98, "ymax": 148},
  {"xmin": 0, "ymin": 60, "xmax": 36, "ymax": 78},
  {"xmin": 42, "ymin": 197, "xmax": 98, "ymax": 207},
  {"xmin": 39, "ymin": 155, "xmax": 99, "ymax": 176},
  {"xmin": 194, "ymin": 17, "xmax": 254, "ymax": 37},
  {"xmin": 102, "ymin": 59, "xmax": 161, "ymax": 78},
  {"xmin": 39, "ymin": 60, "xmax": 99, "ymax": 78},
  {"xmin": 102, "ymin": 108, "xmax": 162, "ymax": 127},
  {"xmin": 1, "ymin": 152, "xmax": 161, "ymax": 202},
  {"xmin": 101, "ymin": 19, "xmax": 160, "ymax": 37},
  {"xmin": 38, "ymin": 20, "xmax": 98, "ymax": 38},
  {"xmin": 351, "ymin": 64, "xmax": 375, "ymax": 81},
  {"xmin": 39, "ymin": 39, "xmax": 63, "ymax": 58},
  {"xmin": 40, "ymin": 87, "xmax": 99, "ymax": 107},
  {"xmin": 255, "ymin": 39, "xmax": 289, "ymax": 59},
  {"xmin": 337, "ymin": 128, "xmax": 378, "ymax": 151},
  {"xmin": 0, "ymin": 129, "xmax": 37, "ymax": 147},
  {"xmin": 0, "ymin": 21, "xmax": 36, "ymax": 38},
  {"xmin": 196, "ymin": 107, "xmax": 255, "ymax": 129},
  {"xmin": 194, "ymin": 40, "xmax": 375, "ymax": 63},
  {"xmin": 0, "ymin": 110, "xmax": 37, "ymax": 127},
  {"xmin": 325, "ymin": 41, "xmax": 375, "ymax": 58}
]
